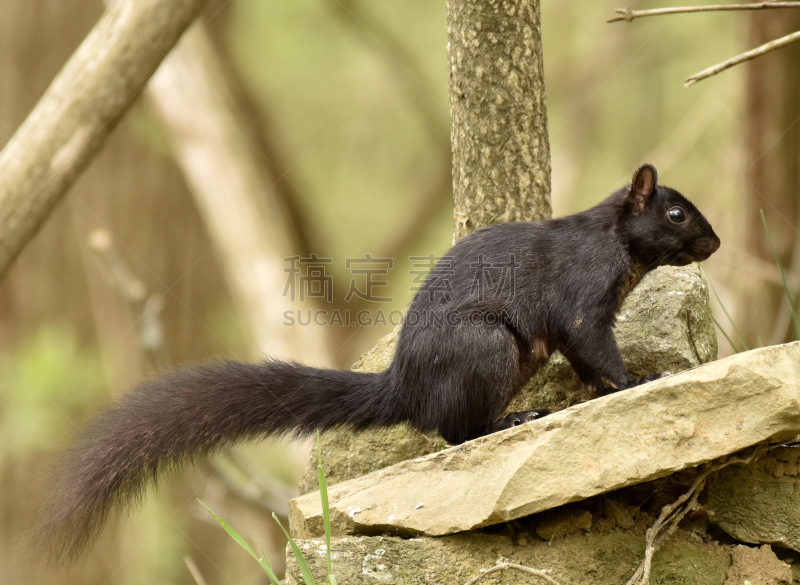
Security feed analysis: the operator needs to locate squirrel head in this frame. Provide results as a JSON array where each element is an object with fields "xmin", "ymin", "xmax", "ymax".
[{"xmin": 621, "ymin": 163, "xmax": 720, "ymax": 269}]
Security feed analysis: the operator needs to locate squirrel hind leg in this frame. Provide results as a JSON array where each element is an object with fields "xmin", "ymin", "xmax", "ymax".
[{"xmin": 432, "ymin": 323, "xmax": 528, "ymax": 444}]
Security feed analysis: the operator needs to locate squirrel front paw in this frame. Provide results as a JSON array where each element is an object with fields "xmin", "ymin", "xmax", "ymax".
[{"xmin": 593, "ymin": 372, "xmax": 670, "ymax": 396}]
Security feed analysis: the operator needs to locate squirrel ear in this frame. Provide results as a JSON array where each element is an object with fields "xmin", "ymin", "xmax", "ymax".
[{"xmin": 629, "ymin": 164, "xmax": 658, "ymax": 216}]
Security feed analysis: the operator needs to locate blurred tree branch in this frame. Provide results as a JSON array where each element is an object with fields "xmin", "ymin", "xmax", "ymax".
[
  {"xmin": 204, "ymin": 31, "xmax": 370, "ymax": 328},
  {"xmin": 143, "ymin": 23, "xmax": 331, "ymax": 363},
  {"xmin": 323, "ymin": 0, "xmax": 450, "ymax": 146},
  {"xmin": 0, "ymin": 0, "xmax": 209, "ymax": 282},
  {"xmin": 204, "ymin": 2, "xmax": 453, "ymax": 336},
  {"xmin": 322, "ymin": 0, "xmax": 454, "ymax": 269},
  {"xmin": 203, "ymin": 24, "xmax": 317, "ymax": 258},
  {"xmin": 89, "ymin": 228, "xmax": 170, "ymax": 372},
  {"xmin": 608, "ymin": 1, "xmax": 800, "ymax": 87}
]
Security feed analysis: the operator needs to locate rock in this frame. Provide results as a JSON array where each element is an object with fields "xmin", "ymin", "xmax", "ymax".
[
  {"xmin": 602, "ymin": 499, "xmax": 636, "ymax": 530},
  {"xmin": 708, "ymin": 446, "xmax": 800, "ymax": 553},
  {"xmin": 284, "ymin": 531, "xmax": 732, "ymax": 585},
  {"xmin": 535, "ymin": 508, "xmax": 592, "ymax": 540},
  {"xmin": 723, "ymin": 545, "xmax": 792, "ymax": 585},
  {"xmin": 510, "ymin": 264, "xmax": 717, "ymax": 414},
  {"xmin": 297, "ymin": 424, "xmax": 446, "ymax": 495},
  {"xmin": 299, "ymin": 264, "xmax": 717, "ymax": 492},
  {"xmin": 290, "ymin": 342, "xmax": 800, "ymax": 538}
]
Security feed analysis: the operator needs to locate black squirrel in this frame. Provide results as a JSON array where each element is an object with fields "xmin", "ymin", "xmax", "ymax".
[{"xmin": 39, "ymin": 163, "xmax": 719, "ymax": 561}]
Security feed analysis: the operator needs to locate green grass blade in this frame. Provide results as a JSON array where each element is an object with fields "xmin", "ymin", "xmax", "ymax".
[
  {"xmin": 258, "ymin": 547, "xmax": 282, "ymax": 584},
  {"xmin": 198, "ymin": 500, "xmax": 281, "ymax": 584},
  {"xmin": 703, "ymin": 267, "xmax": 749, "ymax": 351},
  {"xmin": 317, "ymin": 431, "xmax": 335, "ymax": 583},
  {"xmin": 710, "ymin": 312, "xmax": 739, "ymax": 353},
  {"xmin": 760, "ymin": 209, "xmax": 800, "ymax": 340},
  {"xmin": 273, "ymin": 512, "xmax": 317, "ymax": 585}
]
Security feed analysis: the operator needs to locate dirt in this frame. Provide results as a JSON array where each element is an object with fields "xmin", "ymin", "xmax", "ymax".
[{"xmin": 723, "ymin": 545, "xmax": 793, "ymax": 585}]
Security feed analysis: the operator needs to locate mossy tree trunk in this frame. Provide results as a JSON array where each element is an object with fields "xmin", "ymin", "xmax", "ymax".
[{"xmin": 447, "ymin": 0, "xmax": 551, "ymax": 242}]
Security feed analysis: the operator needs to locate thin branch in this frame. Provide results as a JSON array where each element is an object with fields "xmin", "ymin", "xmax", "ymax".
[
  {"xmin": 626, "ymin": 444, "xmax": 775, "ymax": 585},
  {"xmin": 0, "ymin": 0, "xmax": 209, "ymax": 282},
  {"xmin": 685, "ymin": 29, "xmax": 800, "ymax": 86},
  {"xmin": 143, "ymin": 22, "xmax": 331, "ymax": 364},
  {"xmin": 208, "ymin": 454, "xmax": 294, "ymax": 518},
  {"xmin": 184, "ymin": 556, "xmax": 209, "ymax": 585},
  {"xmin": 89, "ymin": 228, "xmax": 169, "ymax": 372},
  {"xmin": 322, "ymin": 0, "xmax": 450, "ymax": 144},
  {"xmin": 608, "ymin": 2, "xmax": 800, "ymax": 23},
  {"xmin": 463, "ymin": 562, "xmax": 566, "ymax": 585}
]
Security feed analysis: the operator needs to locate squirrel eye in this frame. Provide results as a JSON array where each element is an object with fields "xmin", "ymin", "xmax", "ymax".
[{"xmin": 667, "ymin": 206, "xmax": 687, "ymax": 224}]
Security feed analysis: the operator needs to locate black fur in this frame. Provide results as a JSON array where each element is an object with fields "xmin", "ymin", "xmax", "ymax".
[{"xmin": 39, "ymin": 163, "xmax": 719, "ymax": 561}]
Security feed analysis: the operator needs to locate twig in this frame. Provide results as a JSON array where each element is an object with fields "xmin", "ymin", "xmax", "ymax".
[
  {"xmin": 608, "ymin": 2, "xmax": 800, "ymax": 23},
  {"xmin": 607, "ymin": 2, "xmax": 800, "ymax": 87},
  {"xmin": 685, "ymin": 29, "xmax": 800, "ymax": 86},
  {"xmin": 463, "ymin": 562, "xmax": 566, "ymax": 585},
  {"xmin": 626, "ymin": 444, "xmax": 773, "ymax": 585},
  {"xmin": 184, "ymin": 555, "xmax": 209, "ymax": 585},
  {"xmin": 89, "ymin": 228, "xmax": 169, "ymax": 372},
  {"xmin": 209, "ymin": 455, "xmax": 294, "ymax": 518}
]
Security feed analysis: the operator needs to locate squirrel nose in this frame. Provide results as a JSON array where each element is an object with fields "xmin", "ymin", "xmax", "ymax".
[{"xmin": 695, "ymin": 235, "xmax": 720, "ymax": 258}]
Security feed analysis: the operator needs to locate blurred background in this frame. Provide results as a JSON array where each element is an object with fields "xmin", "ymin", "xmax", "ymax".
[{"xmin": 0, "ymin": 0, "xmax": 797, "ymax": 583}]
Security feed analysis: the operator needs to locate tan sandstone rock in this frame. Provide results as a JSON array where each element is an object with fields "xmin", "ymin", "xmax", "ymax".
[{"xmin": 291, "ymin": 342, "xmax": 800, "ymax": 538}]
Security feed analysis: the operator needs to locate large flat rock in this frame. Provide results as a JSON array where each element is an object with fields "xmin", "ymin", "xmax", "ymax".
[{"xmin": 291, "ymin": 342, "xmax": 800, "ymax": 538}]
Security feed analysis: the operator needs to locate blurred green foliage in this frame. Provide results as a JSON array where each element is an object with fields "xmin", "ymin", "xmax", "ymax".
[
  {"xmin": 228, "ymin": 0, "xmax": 450, "ymax": 262},
  {"xmin": 0, "ymin": 326, "xmax": 105, "ymax": 451}
]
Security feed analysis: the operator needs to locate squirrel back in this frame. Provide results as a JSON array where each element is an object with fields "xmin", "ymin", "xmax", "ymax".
[{"xmin": 38, "ymin": 163, "xmax": 719, "ymax": 561}]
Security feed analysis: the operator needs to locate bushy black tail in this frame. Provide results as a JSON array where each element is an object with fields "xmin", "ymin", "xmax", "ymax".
[{"xmin": 38, "ymin": 360, "xmax": 395, "ymax": 562}]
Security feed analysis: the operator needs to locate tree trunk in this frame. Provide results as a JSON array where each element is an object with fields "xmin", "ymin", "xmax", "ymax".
[
  {"xmin": 743, "ymin": 9, "xmax": 800, "ymax": 346},
  {"xmin": 447, "ymin": 0, "xmax": 551, "ymax": 242}
]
